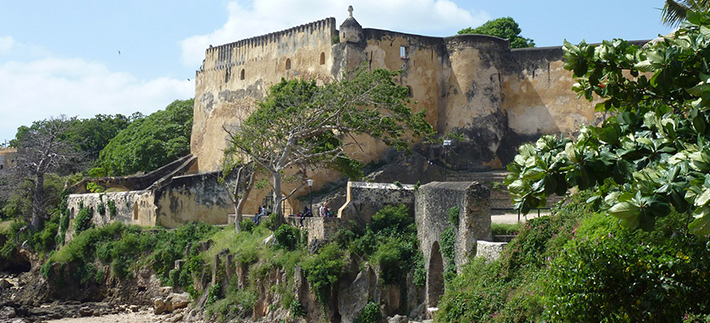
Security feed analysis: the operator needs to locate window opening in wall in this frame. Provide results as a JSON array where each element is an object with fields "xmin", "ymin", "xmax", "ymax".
[
  {"xmin": 400, "ymin": 46, "xmax": 408, "ymax": 59},
  {"xmin": 320, "ymin": 52, "xmax": 325, "ymax": 65},
  {"xmin": 240, "ymin": 69, "xmax": 245, "ymax": 80},
  {"xmin": 406, "ymin": 86, "xmax": 413, "ymax": 98},
  {"xmin": 285, "ymin": 58, "xmax": 291, "ymax": 70}
]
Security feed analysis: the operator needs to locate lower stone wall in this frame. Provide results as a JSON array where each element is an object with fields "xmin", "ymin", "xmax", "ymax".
[
  {"xmin": 338, "ymin": 181, "xmax": 416, "ymax": 226},
  {"xmin": 154, "ymin": 172, "xmax": 232, "ymax": 228},
  {"xmin": 66, "ymin": 190, "xmax": 157, "ymax": 240}
]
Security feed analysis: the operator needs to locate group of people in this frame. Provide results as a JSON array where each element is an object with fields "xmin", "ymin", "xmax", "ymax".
[
  {"xmin": 297, "ymin": 202, "xmax": 334, "ymax": 226},
  {"xmin": 254, "ymin": 202, "xmax": 334, "ymax": 226},
  {"xmin": 253, "ymin": 205, "xmax": 270, "ymax": 224}
]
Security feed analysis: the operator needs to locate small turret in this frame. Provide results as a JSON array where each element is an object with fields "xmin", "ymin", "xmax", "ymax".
[{"xmin": 339, "ymin": 5, "xmax": 363, "ymax": 43}]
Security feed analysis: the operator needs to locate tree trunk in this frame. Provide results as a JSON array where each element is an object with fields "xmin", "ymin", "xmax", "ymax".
[
  {"xmin": 31, "ymin": 173, "xmax": 45, "ymax": 230},
  {"xmin": 272, "ymin": 172, "xmax": 284, "ymax": 227}
]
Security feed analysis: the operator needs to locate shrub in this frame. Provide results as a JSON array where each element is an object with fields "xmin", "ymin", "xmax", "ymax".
[
  {"xmin": 302, "ymin": 242, "xmax": 345, "ymax": 303},
  {"xmin": 543, "ymin": 212, "xmax": 710, "ymax": 322},
  {"xmin": 107, "ymin": 200, "xmax": 117, "ymax": 217},
  {"xmin": 370, "ymin": 236, "xmax": 418, "ymax": 284},
  {"xmin": 370, "ymin": 204, "xmax": 414, "ymax": 236},
  {"xmin": 447, "ymin": 206, "xmax": 459, "ymax": 227},
  {"xmin": 97, "ymin": 202, "xmax": 106, "ymax": 215},
  {"xmin": 240, "ymin": 219, "xmax": 255, "ymax": 232},
  {"xmin": 73, "ymin": 207, "xmax": 93, "ymax": 235},
  {"xmin": 274, "ymin": 224, "xmax": 301, "ymax": 251},
  {"xmin": 289, "ymin": 299, "xmax": 305, "ymax": 318},
  {"xmin": 355, "ymin": 301, "xmax": 381, "ymax": 323}
]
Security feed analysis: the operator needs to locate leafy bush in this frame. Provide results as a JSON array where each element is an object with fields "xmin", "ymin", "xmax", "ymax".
[
  {"xmin": 73, "ymin": 207, "xmax": 93, "ymax": 235},
  {"xmin": 107, "ymin": 200, "xmax": 117, "ymax": 217},
  {"xmin": 240, "ymin": 219, "xmax": 255, "ymax": 232},
  {"xmin": 543, "ymin": 212, "xmax": 710, "ymax": 322},
  {"xmin": 274, "ymin": 224, "xmax": 301, "ymax": 251},
  {"xmin": 289, "ymin": 299, "xmax": 305, "ymax": 318},
  {"xmin": 355, "ymin": 301, "xmax": 381, "ymax": 323},
  {"xmin": 302, "ymin": 242, "xmax": 345, "ymax": 303},
  {"xmin": 447, "ymin": 206, "xmax": 459, "ymax": 227},
  {"xmin": 97, "ymin": 202, "xmax": 106, "ymax": 215},
  {"xmin": 370, "ymin": 204, "xmax": 414, "ymax": 236}
]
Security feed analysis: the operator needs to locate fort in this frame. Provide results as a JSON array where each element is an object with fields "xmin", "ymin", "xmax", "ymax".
[
  {"xmin": 62, "ymin": 7, "xmax": 601, "ymax": 312},
  {"xmin": 68, "ymin": 7, "xmax": 599, "ymax": 231}
]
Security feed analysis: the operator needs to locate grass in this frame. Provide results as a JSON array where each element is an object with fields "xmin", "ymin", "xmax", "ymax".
[
  {"xmin": 0, "ymin": 220, "xmax": 13, "ymax": 233},
  {"xmin": 491, "ymin": 222, "xmax": 522, "ymax": 235}
]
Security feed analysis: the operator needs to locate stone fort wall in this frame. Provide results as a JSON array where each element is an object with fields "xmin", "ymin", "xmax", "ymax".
[{"xmin": 190, "ymin": 9, "xmax": 600, "ymax": 216}]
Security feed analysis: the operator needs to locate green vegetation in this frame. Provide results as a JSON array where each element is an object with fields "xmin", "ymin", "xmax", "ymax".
[
  {"xmin": 490, "ymin": 222, "xmax": 521, "ymax": 235},
  {"xmin": 505, "ymin": 11, "xmax": 710, "ymax": 235},
  {"xmin": 458, "ymin": 17, "xmax": 534, "ymax": 48},
  {"xmin": 42, "ymin": 222, "xmax": 216, "ymax": 285},
  {"xmin": 97, "ymin": 99, "xmax": 193, "ymax": 176},
  {"xmin": 354, "ymin": 301, "xmax": 381, "ymax": 323}
]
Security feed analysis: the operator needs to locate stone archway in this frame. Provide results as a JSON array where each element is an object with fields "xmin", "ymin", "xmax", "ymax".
[{"xmin": 427, "ymin": 241, "xmax": 445, "ymax": 307}]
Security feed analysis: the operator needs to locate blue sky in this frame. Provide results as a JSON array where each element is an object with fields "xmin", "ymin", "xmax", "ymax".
[{"xmin": 0, "ymin": 0, "xmax": 673, "ymax": 144}]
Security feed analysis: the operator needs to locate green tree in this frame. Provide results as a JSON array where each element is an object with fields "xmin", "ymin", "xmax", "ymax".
[
  {"xmin": 225, "ymin": 67, "xmax": 433, "ymax": 224},
  {"xmin": 505, "ymin": 11, "xmax": 710, "ymax": 235},
  {"xmin": 661, "ymin": 0, "xmax": 710, "ymax": 26},
  {"xmin": 97, "ymin": 99, "xmax": 193, "ymax": 176},
  {"xmin": 458, "ymin": 17, "xmax": 534, "ymax": 49}
]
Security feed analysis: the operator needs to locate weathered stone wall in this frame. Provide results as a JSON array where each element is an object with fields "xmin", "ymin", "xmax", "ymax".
[
  {"xmin": 414, "ymin": 181, "xmax": 490, "ymax": 306},
  {"xmin": 192, "ymin": 18, "xmax": 337, "ymax": 172},
  {"xmin": 338, "ymin": 181, "xmax": 416, "ymax": 226},
  {"xmin": 154, "ymin": 172, "xmax": 234, "ymax": 228},
  {"xmin": 66, "ymin": 190, "xmax": 157, "ymax": 241}
]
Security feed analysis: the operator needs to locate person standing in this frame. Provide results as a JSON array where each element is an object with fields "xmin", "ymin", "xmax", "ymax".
[{"xmin": 319, "ymin": 203, "xmax": 327, "ymax": 217}]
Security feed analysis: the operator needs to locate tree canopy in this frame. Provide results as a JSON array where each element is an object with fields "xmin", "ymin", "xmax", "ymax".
[
  {"xmin": 97, "ymin": 99, "xmax": 193, "ymax": 176},
  {"xmin": 458, "ymin": 17, "xmax": 534, "ymax": 49},
  {"xmin": 225, "ymin": 67, "xmax": 433, "ymax": 221},
  {"xmin": 505, "ymin": 11, "xmax": 710, "ymax": 235}
]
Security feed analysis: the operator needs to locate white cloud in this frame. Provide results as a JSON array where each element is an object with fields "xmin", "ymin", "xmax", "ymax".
[
  {"xmin": 179, "ymin": 0, "xmax": 489, "ymax": 67},
  {"xmin": 0, "ymin": 58, "xmax": 193, "ymax": 142},
  {"xmin": 0, "ymin": 36, "xmax": 14, "ymax": 52}
]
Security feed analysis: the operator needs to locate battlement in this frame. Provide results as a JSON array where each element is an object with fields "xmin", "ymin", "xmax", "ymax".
[{"xmin": 203, "ymin": 17, "xmax": 337, "ymax": 71}]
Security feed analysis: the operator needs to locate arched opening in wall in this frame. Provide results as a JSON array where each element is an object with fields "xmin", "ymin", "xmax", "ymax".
[
  {"xmin": 133, "ymin": 202, "xmax": 139, "ymax": 221},
  {"xmin": 240, "ymin": 69, "xmax": 245, "ymax": 80},
  {"xmin": 320, "ymin": 52, "xmax": 325, "ymax": 65},
  {"xmin": 406, "ymin": 86, "xmax": 413, "ymax": 98},
  {"xmin": 285, "ymin": 58, "xmax": 291, "ymax": 70},
  {"xmin": 428, "ymin": 241, "xmax": 445, "ymax": 307}
]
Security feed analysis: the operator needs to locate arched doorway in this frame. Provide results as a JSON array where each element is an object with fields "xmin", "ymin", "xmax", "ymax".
[{"xmin": 428, "ymin": 241, "xmax": 445, "ymax": 307}]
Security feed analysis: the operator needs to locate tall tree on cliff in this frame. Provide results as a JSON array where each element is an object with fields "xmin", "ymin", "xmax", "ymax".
[
  {"xmin": 458, "ymin": 17, "xmax": 534, "ymax": 49},
  {"xmin": 217, "ymin": 154, "xmax": 255, "ymax": 233},
  {"xmin": 96, "ymin": 99, "xmax": 193, "ymax": 176},
  {"xmin": 224, "ymin": 67, "xmax": 433, "ymax": 225},
  {"xmin": 12, "ymin": 115, "xmax": 80, "ymax": 230}
]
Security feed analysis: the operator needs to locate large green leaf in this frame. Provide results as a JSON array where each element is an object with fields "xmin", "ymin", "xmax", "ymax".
[{"xmin": 689, "ymin": 206, "xmax": 710, "ymax": 235}]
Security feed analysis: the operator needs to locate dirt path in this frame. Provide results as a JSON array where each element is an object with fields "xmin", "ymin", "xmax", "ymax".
[{"xmin": 45, "ymin": 310, "xmax": 160, "ymax": 323}]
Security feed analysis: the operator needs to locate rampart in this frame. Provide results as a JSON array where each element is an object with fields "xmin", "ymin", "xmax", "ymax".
[{"xmin": 189, "ymin": 9, "xmax": 605, "ymax": 218}]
